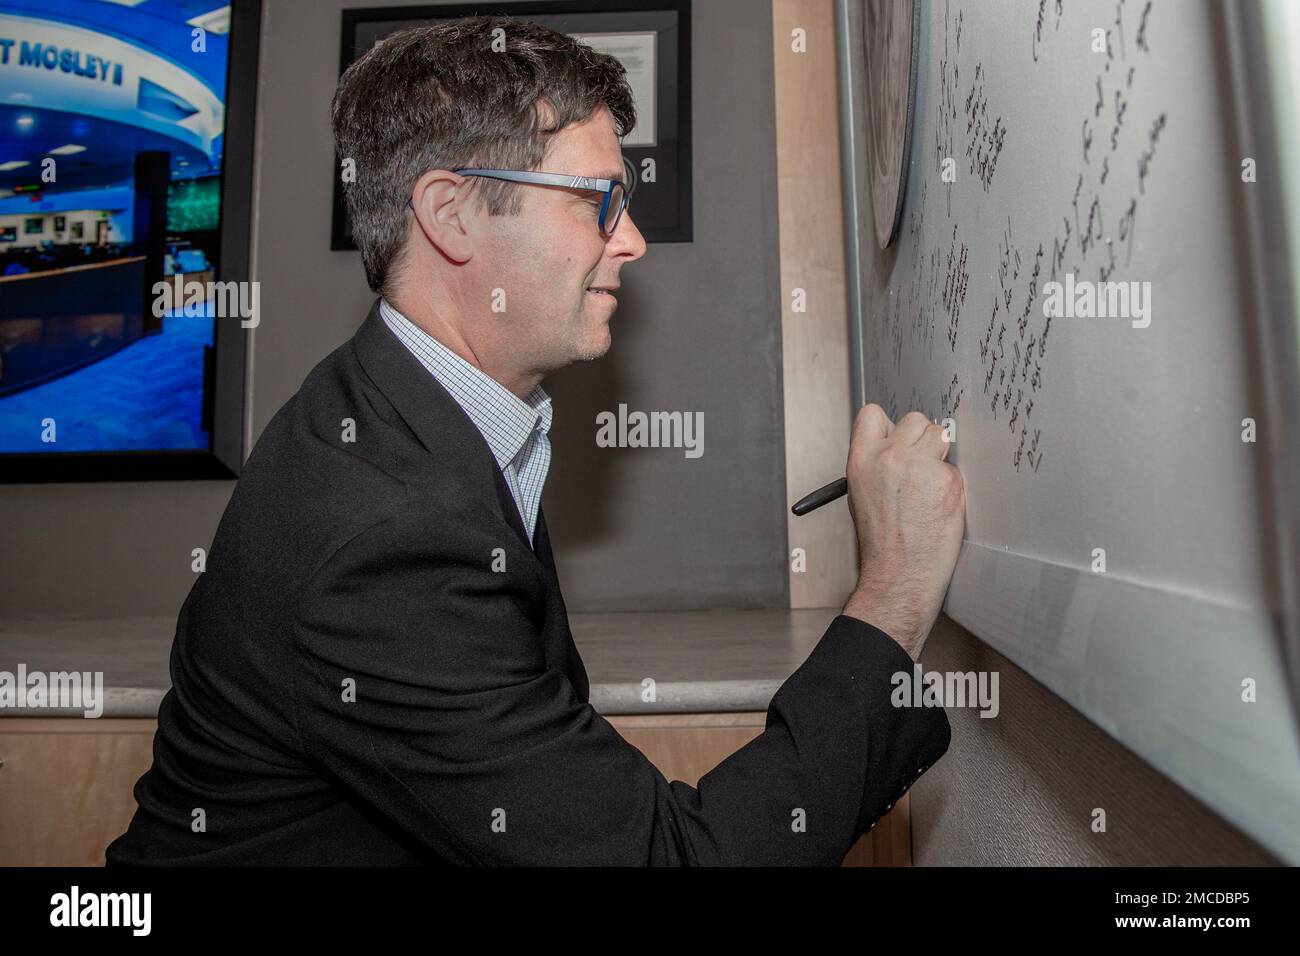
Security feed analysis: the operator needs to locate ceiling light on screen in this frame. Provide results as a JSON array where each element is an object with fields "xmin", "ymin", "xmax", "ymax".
[{"xmin": 188, "ymin": 7, "xmax": 232, "ymax": 36}]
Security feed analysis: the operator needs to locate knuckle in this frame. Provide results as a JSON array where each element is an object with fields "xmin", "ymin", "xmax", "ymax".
[{"xmin": 901, "ymin": 410, "xmax": 928, "ymax": 428}]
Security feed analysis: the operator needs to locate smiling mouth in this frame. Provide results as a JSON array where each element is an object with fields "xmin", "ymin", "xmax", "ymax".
[{"xmin": 586, "ymin": 286, "xmax": 618, "ymax": 303}]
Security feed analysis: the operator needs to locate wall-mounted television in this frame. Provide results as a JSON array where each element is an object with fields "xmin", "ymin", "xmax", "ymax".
[{"xmin": 0, "ymin": 0, "xmax": 261, "ymax": 482}]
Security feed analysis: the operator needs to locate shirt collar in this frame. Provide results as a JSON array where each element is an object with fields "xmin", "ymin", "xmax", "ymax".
[{"xmin": 379, "ymin": 298, "xmax": 551, "ymax": 470}]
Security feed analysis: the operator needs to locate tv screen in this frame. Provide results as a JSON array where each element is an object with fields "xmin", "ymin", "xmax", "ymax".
[{"xmin": 0, "ymin": 0, "xmax": 259, "ymax": 480}]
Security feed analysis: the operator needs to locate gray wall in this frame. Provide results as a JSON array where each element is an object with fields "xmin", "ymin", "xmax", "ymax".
[
  {"xmin": 0, "ymin": 0, "xmax": 788, "ymax": 618},
  {"xmin": 913, "ymin": 616, "xmax": 1278, "ymax": 865}
]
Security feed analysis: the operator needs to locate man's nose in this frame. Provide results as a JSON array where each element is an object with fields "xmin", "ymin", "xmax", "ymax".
[{"xmin": 609, "ymin": 211, "xmax": 648, "ymax": 261}]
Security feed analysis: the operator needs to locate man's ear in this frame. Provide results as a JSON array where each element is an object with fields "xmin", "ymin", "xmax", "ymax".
[{"xmin": 409, "ymin": 169, "xmax": 474, "ymax": 264}]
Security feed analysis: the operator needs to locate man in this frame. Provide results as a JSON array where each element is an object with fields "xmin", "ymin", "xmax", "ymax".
[{"xmin": 107, "ymin": 15, "xmax": 965, "ymax": 866}]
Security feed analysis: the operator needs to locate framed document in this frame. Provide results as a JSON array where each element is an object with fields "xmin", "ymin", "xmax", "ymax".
[{"xmin": 332, "ymin": 0, "xmax": 692, "ymax": 249}]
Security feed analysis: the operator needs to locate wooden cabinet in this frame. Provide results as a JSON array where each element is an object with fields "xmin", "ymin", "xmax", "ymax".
[
  {"xmin": 0, "ymin": 719, "xmax": 156, "ymax": 867},
  {"xmin": 0, "ymin": 715, "xmax": 909, "ymax": 866}
]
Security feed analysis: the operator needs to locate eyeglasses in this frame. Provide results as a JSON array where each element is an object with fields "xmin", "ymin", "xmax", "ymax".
[{"xmin": 406, "ymin": 168, "xmax": 630, "ymax": 237}]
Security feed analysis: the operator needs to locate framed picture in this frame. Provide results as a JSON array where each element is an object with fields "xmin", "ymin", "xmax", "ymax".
[{"xmin": 331, "ymin": 0, "xmax": 692, "ymax": 249}]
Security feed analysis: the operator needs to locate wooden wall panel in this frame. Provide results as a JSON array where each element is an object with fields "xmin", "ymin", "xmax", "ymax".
[
  {"xmin": 772, "ymin": 0, "xmax": 859, "ymax": 608},
  {"xmin": 0, "ymin": 719, "xmax": 155, "ymax": 867},
  {"xmin": 0, "ymin": 715, "xmax": 908, "ymax": 866}
]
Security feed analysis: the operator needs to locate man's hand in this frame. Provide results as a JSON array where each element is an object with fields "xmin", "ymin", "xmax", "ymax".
[{"xmin": 841, "ymin": 405, "xmax": 965, "ymax": 660}]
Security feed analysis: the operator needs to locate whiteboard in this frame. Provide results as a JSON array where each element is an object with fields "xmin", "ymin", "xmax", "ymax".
[{"xmin": 838, "ymin": 0, "xmax": 1300, "ymax": 860}]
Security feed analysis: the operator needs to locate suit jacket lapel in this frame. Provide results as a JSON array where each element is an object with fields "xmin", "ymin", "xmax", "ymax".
[
  {"xmin": 353, "ymin": 299, "xmax": 533, "ymax": 553},
  {"xmin": 492, "ymin": 464, "xmax": 533, "ymax": 551},
  {"xmin": 533, "ymin": 507, "xmax": 589, "ymax": 700},
  {"xmin": 534, "ymin": 507, "xmax": 556, "ymax": 568},
  {"xmin": 351, "ymin": 301, "xmax": 587, "ymax": 697}
]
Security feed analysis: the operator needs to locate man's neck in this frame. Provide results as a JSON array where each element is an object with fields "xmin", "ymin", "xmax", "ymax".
[{"xmin": 384, "ymin": 293, "xmax": 541, "ymax": 399}]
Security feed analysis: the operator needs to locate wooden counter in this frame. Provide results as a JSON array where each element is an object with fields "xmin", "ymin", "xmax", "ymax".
[{"xmin": 0, "ymin": 610, "xmax": 912, "ymax": 866}]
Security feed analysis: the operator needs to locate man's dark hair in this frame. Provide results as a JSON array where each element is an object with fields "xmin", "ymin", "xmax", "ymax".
[{"xmin": 331, "ymin": 15, "xmax": 636, "ymax": 294}]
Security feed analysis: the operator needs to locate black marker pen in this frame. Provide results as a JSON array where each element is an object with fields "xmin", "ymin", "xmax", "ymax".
[{"xmin": 790, "ymin": 476, "xmax": 848, "ymax": 516}]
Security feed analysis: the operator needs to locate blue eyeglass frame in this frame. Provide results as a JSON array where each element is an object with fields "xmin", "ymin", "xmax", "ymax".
[{"xmin": 406, "ymin": 168, "xmax": 630, "ymax": 236}]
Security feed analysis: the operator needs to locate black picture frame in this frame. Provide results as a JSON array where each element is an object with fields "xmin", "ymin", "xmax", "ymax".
[
  {"xmin": 2, "ymin": 0, "xmax": 262, "ymax": 484},
  {"xmin": 330, "ymin": 0, "xmax": 692, "ymax": 250}
]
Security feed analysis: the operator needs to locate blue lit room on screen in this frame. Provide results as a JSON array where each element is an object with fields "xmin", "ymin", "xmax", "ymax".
[{"xmin": 0, "ymin": 0, "xmax": 259, "ymax": 480}]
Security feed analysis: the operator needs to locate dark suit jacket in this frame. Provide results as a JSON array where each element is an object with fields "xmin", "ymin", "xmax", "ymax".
[{"xmin": 106, "ymin": 300, "xmax": 950, "ymax": 866}]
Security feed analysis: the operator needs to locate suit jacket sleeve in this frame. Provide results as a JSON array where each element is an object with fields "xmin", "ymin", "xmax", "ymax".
[{"xmin": 291, "ymin": 511, "xmax": 951, "ymax": 866}]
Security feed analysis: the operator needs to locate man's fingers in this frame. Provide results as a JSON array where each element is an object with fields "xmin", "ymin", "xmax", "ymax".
[
  {"xmin": 854, "ymin": 403, "xmax": 894, "ymax": 443},
  {"xmin": 893, "ymin": 410, "xmax": 931, "ymax": 446},
  {"xmin": 918, "ymin": 422, "xmax": 951, "ymax": 460}
]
